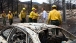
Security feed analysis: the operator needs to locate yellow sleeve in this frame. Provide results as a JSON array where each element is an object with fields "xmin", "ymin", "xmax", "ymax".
[
  {"xmin": 29, "ymin": 12, "xmax": 33, "ymax": 18},
  {"xmin": 35, "ymin": 13, "xmax": 39, "ymax": 17},
  {"xmin": 8, "ymin": 14, "xmax": 10, "ymax": 19},
  {"xmin": 11, "ymin": 13, "xmax": 13, "ymax": 18},
  {"xmin": 35, "ymin": 13, "xmax": 39, "ymax": 19},
  {"xmin": 20, "ymin": 12, "xmax": 22, "ymax": 18},
  {"xmin": 20, "ymin": 10, "xmax": 23, "ymax": 18},
  {"xmin": 19, "ymin": 13, "xmax": 22, "ymax": 20},
  {"xmin": 5, "ymin": 14, "xmax": 6, "ymax": 17},
  {"xmin": 58, "ymin": 12, "xmax": 62, "ymax": 23},
  {"xmin": 47, "ymin": 12, "xmax": 51, "ymax": 24},
  {"xmin": 48, "ymin": 12, "xmax": 51, "ymax": 21}
]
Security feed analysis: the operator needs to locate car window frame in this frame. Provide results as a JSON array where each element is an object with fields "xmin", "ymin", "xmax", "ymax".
[
  {"xmin": 1, "ymin": 26, "xmax": 14, "ymax": 39},
  {"xmin": 16, "ymin": 27, "xmax": 34, "ymax": 43},
  {"xmin": 7, "ymin": 26, "xmax": 34, "ymax": 43}
]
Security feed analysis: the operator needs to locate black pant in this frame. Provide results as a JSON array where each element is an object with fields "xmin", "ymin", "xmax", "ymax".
[
  {"xmin": 29, "ymin": 18, "xmax": 33, "ymax": 23},
  {"xmin": 3, "ymin": 18, "xmax": 6, "ymax": 25},
  {"xmin": 51, "ymin": 20, "xmax": 60, "ymax": 35},
  {"xmin": 51, "ymin": 20, "xmax": 60, "ymax": 26},
  {"xmin": 21, "ymin": 18, "xmax": 26, "ymax": 23},
  {"xmin": 33, "ymin": 19, "xmax": 37, "ymax": 23},
  {"xmin": 9, "ymin": 19, "xmax": 13, "ymax": 25}
]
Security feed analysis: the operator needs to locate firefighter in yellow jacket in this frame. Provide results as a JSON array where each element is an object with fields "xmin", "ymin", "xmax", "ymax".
[
  {"xmin": 2, "ymin": 11, "xmax": 6, "ymax": 25},
  {"xmin": 29, "ymin": 7, "xmax": 39, "ymax": 23},
  {"xmin": 48, "ymin": 5, "xmax": 62, "ymax": 35},
  {"xmin": 8, "ymin": 11, "xmax": 13, "ymax": 25},
  {"xmin": 19, "ymin": 8, "xmax": 26, "ymax": 23}
]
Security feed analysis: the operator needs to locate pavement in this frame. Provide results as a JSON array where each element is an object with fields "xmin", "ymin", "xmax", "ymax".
[
  {"xmin": 62, "ymin": 16, "xmax": 76, "ymax": 36},
  {"xmin": 0, "ymin": 17, "xmax": 20, "ymax": 26}
]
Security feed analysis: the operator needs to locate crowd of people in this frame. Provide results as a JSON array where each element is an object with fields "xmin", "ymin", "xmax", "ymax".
[
  {"xmin": 1, "ymin": 5, "xmax": 62, "ymax": 35},
  {"xmin": 1, "ymin": 5, "xmax": 62, "ymax": 28}
]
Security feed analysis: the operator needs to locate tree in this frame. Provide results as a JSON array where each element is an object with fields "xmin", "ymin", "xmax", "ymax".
[
  {"xmin": 33, "ymin": 5, "xmax": 38, "ymax": 10},
  {"xmin": 0, "ymin": 0, "xmax": 3, "ymax": 13},
  {"xmin": 72, "ymin": 4, "xmax": 76, "ymax": 9},
  {"xmin": 0, "ymin": 0, "xmax": 20, "ymax": 14}
]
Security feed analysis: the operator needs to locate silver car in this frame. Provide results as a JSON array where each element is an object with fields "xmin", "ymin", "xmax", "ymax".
[{"xmin": 0, "ymin": 23, "xmax": 76, "ymax": 43}]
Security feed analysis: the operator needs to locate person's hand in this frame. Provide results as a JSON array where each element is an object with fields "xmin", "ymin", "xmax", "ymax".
[
  {"xmin": 38, "ymin": 15, "xmax": 40, "ymax": 17},
  {"xmin": 47, "ymin": 20, "xmax": 50, "ymax": 24}
]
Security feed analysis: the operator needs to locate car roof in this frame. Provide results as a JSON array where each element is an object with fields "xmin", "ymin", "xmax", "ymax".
[
  {"xmin": 12, "ymin": 23, "xmax": 76, "ymax": 40},
  {"xmin": 12, "ymin": 23, "xmax": 59, "ymax": 33}
]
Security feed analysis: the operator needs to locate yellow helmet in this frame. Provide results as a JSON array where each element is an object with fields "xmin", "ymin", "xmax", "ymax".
[
  {"xmin": 22, "ymin": 8, "xmax": 26, "ymax": 10},
  {"xmin": 32, "ymin": 7, "xmax": 36, "ymax": 10},
  {"xmin": 52, "ymin": 5, "xmax": 56, "ymax": 8}
]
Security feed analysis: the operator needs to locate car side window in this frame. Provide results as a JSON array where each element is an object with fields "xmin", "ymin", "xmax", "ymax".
[
  {"xmin": 7, "ymin": 27, "xmax": 34, "ymax": 43},
  {"xmin": 13, "ymin": 28, "xmax": 27, "ymax": 43},
  {"xmin": 16, "ymin": 29, "xmax": 33, "ymax": 43},
  {"xmin": 2, "ymin": 29, "xmax": 11, "ymax": 38},
  {"xmin": 8, "ymin": 28, "xmax": 27, "ymax": 43},
  {"xmin": 1, "ymin": 27, "xmax": 13, "ymax": 39}
]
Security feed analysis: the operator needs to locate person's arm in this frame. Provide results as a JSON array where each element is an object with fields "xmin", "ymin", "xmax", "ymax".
[
  {"xmin": 8, "ymin": 14, "xmax": 10, "ymax": 19},
  {"xmin": 29, "ymin": 12, "xmax": 33, "ymax": 18},
  {"xmin": 20, "ymin": 10, "xmax": 23, "ymax": 19},
  {"xmin": 47, "ymin": 12, "xmax": 51, "ymax": 24},
  {"xmin": 43, "ymin": 11, "xmax": 46, "ymax": 19},
  {"xmin": 35, "ymin": 13, "xmax": 40, "ymax": 20},
  {"xmin": 42, "ymin": 11, "xmax": 46, "ymax": 22},
  {"xmin": 43, "ymin": 11, "xmax": 48, "ymax": 19},
  {"xmin": 1, "ymin": 14, "xmax": 3, "ymax": 17},
  {"xmin": 19, "ymin": 14, "xmax": 21, "ymax": 20},
  {"xmin": 58, "ymin": 12, "xmax": 62, "ymax": 25},
  {"xmin": 19, "ymin": 13, "xmax": 22, "ymax": 20},
  {"xmin": 5, "ymin": 14, "xmax": 7, "ymax": 18},
  {"xmin": 35, "ymin": 12, "xmax": 39, "ymax": 17},
  {"xmin": 12, "ymin": 13, "xmax": 13, "ymax": 19}
]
